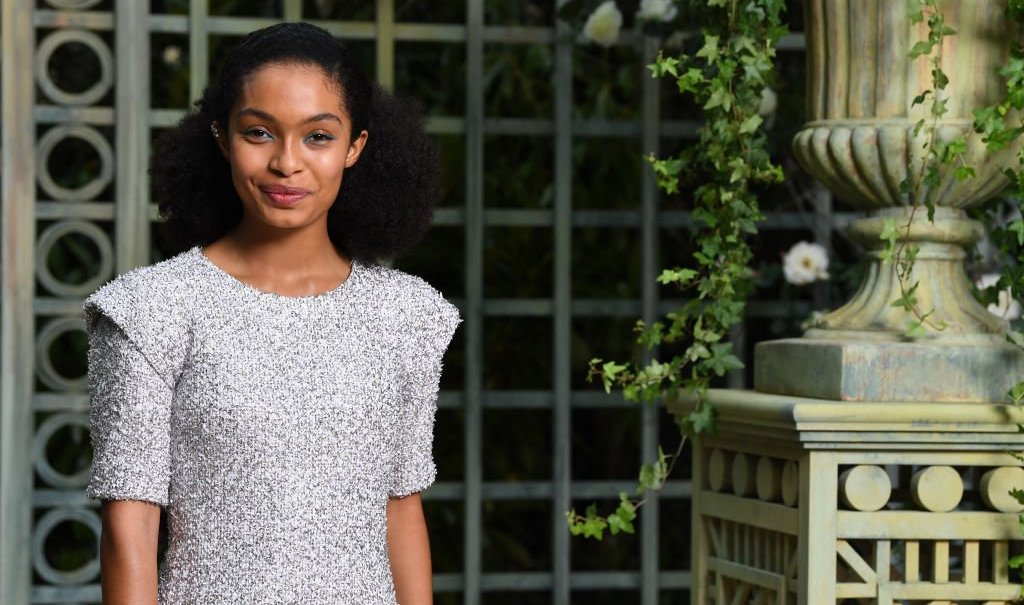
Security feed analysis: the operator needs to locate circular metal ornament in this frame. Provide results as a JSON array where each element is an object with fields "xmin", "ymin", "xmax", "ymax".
[
  {"xmin": 35, "ymin": 316, "xmax": 89, "ymax": 392},
  {"xmin": 37, "ymin": 125, "xmax": 114, "ymax": 201},
  {"xmin": 35, "ymin": 28, "xmax": 113, "ymax": 106},
  {"xmin": 33, "ymin": 413, "xmax": 92, "ymax": 488},
  {"xmin": 31, "ymin": 507, "xmax": 101, "ymax": 585},
  {"xmin": 43, "ymin": 0, "xmax": 104, "ymax": 9},
  {"xmin": 36, "ymin": 220, "xmax": 114, "ymax": 297}
]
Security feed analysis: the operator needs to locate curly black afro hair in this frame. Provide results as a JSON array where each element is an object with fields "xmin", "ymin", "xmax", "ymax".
[{"xmin": 151, "ymin": 22, "xmax": 440, "ymax": 261}]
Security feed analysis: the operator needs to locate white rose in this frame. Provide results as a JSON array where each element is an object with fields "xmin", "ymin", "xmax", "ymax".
[
  {"xmin": 162, "ymin": 45, "xmax": 182, "ymax": 68},
  {"xmin": 783, "ymin": 241, "xmax": 830, "ymax": 286},
  {"xmin": 637, "ymin": 0, "xmax": 678, "ymax": 22},
  {"xmin": 758, "ymin": 87, "xmax": 778, "ymax": 118},
  {"xmin": 976, "ymin": 273, "xmax": 1022, "ymax": 320},
  {"xmin": 583, "ymin": 1, "xmax": 623, "ymax": 47}
]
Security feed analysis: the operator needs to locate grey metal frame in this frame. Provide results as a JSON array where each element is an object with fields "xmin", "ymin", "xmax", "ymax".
[{"xmin": 0, "ymin": 1, "xmax": 829, "ymax": 603}]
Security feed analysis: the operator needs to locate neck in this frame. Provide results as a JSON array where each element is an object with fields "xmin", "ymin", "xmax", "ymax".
[{"xmin": 223, "ymin": 218, "xmax": 349, "ymax": 278}]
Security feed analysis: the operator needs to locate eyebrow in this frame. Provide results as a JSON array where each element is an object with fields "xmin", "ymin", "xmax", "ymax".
[{"xmin": 237, "ymin": 107, "xmax": 343, "ymax": 125}]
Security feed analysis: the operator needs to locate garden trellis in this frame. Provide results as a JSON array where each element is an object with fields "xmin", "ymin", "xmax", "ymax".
[{"xmin": 0, "ymin": 1, "xmax": 823, "ymax": 603}]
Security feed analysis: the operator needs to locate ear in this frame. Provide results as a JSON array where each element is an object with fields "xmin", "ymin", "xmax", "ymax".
[
  {"xmin": 344, "ymin": 130, "xmax": 369, "ymax": 168},
  {"xmin": 212, "ymin": 121, "xmax": 230, "ymax": 160}
]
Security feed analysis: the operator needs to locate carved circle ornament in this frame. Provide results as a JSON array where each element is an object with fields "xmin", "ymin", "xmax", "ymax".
[
  {"xmin": 755, "ymin": 456, "xmax": 781, "ymax": 502},
  {"xmin": 35, "ymin": 29, "xmax": 113, "ymax": 107},
  {"xmin": 980, "ymin": 467, "xmax": 1024, "ymax": 513},
  {"xmin": 911, "ymin": 465, "xmax": 964, "ymax": 512},
  {"xmin": 35, "ymin": 317, "xmax": 89, "ymax": 392},
  {"xmin": 33, "ymin": 413, "xmax": 92, "ymax": 488},
  {"xmin": 43, "ymin": 0, "xmax": 104, "ymax": 9},
  {"xmin": 707, "ymin": 449, "xmax": 730, "ymax": 492},
  {"xmin": 731, "ymin": 453, "xmax": 757, "ymax": 498},
  {"xmin": 36, "ymin": 220, "xmax": 114, "ymax": 297},
  {"xmin": 838, "ymin": 465, "xmax": 891, "ymax": 512},
  {"xmin": 31, "ymin": 507, "xmax": 101, "ymax": 585},
  {"xmin": 780, "ymin": 460, "xmax": 799, "ymax": 507},
  {"xmin": 37, "ymin": 125, "xmax": 114, "ymax": 202}
]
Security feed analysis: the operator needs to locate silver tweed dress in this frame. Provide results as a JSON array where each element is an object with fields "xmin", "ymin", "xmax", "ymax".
[{"xmin": 83, "ymin": 246, "xmax": 460, "ymax": 604}]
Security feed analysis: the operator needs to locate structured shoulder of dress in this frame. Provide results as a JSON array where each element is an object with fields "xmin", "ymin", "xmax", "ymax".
[
  {"xmin": 357, "ymin": 262, "xmax": 458, "ymax": 318},
  {"xmin": 85, "ymin": 249, "xmax": 198, "ymax": 310},
  {"xmin": 82, "ymin": 249, "xmax": 198, "ymax": 387}
]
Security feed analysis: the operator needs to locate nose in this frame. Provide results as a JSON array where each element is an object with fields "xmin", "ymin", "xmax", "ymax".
[{"xmin": 268, "ymin": 138, "xmax": 302, "ymax": 176}]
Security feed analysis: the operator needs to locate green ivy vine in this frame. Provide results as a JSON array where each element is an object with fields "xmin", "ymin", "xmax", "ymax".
[{"xmin": 567, "ymin": 0, "xmax": 786, "ymax": 540}]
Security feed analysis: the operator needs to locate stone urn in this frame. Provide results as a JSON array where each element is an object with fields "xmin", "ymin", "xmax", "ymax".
[{"xmin": 755, "ymin": 0, "xmax": 1024, "ymax": 402}]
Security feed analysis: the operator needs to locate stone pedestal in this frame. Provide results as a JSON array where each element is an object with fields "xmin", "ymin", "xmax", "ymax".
[
  {"xmin": 676, "ymin": 390, "xmax": 1024, "ymax": 604},
  {"xmin": 678, "ymin": 2, "xmax": 1024, "ymax": 603}
]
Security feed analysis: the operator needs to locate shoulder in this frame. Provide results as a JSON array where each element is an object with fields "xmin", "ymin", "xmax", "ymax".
[
  {"xmin": 83, "ymin": 248, "xmax": 198, "ymax": 330},
  {"xmin": 355, "ymin": 262, "xmax": 461, "ymax": 334},
  {"xmin": 82, "ymin": 249, "xmax": 199, "ymax": 386}
]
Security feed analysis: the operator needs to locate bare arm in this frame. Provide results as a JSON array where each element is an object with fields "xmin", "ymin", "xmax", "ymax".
[
  {"xmin": 99, "ymin": 500, "xmax": 161, "ymax": 605},
  {"xmin": 386, "ymin": 493, "xmax": 432, "ymax": 605}
]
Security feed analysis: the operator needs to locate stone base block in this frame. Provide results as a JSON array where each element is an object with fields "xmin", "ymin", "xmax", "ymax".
[{"xmin": 754, "ymin": 338, "xmax": 1024, "ymax": 402}]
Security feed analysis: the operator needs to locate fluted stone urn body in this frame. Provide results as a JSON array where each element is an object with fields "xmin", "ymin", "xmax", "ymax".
[{"xmin": 756, "ymin": 0, "xmax": 1024, "ymax": 402}]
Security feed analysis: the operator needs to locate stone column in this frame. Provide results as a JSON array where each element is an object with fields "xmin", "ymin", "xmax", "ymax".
[{"xmin": 683, "ymin": 2, "xmax": 1024, "ymax": 603}]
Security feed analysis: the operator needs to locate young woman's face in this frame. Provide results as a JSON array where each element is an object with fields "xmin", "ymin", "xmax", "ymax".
[{"xmin": 218, "ymin": 62, "xmax": 367, "ymax": 235}]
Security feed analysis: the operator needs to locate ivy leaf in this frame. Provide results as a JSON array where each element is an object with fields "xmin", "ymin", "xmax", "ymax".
[
  {"xmin": 696, "ymin": 34, "xmax": 720, "ymax": 63},
  {"xmin": 908, "ymin": 0, "xmax": 925, "ymax": 22},
  {"xmin": 677, "ymin": 68, "xmax": 705, "ymax": 94},
  {"xmin": 704, "ymin": 86, "xmax": 733, "ymax": 111},
  {"xmin": 601, "ymin": 361, "xmax": 628, "ymax": 394},
  {"xmin": 648, "ymin": 52, "xmax": 680, "ymax": 78},
  {"xmin": 1010, "ymin": 553, "xmax": 1024, "ymax": 570},
  {"xmin": 657, "ymin": 268, "xmax": 698, "ymax": 286},
  {"xmin": 606, "ymin": 509, "xmax": 630, "ymax": 536},
  {"xmin": 905, "ymin": 320, "xmax": 928, "ymax": 339},
  {"xmin": 1010, "ymin": 381, "xmax": 1024, "ymax": 406},
  {"xmin": 954, "ymin": 165, "xmax": 975, "ymax": 181},
  {"xmin": 1009, "ymin": 220, "xmax": 1024, "ymax": 246},
  {"xmin": 705, "ymin": 342, "xmax": 745, "ymax": 376},
  {"xmin": 909, "ymin": 40, "xmax": 936, "ymax": 59},
  {"xmin": 686, "ymin": 401, "xmax": 717, "ymax": 435},
  {"xmin": 891, "ymin": 282, "xmax": 920, "ymax": 311},
  {"xmin": 739, "ymin": 114, "xmax": 764, "ymax": 134}
]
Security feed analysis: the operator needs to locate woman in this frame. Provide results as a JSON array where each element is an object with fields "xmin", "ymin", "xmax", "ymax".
[{"xmin": 84, "ymin": 22, "xmax": 458, "ymax": 605}]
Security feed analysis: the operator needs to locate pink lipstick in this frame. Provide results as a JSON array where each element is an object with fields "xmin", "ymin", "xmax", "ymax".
[{"xmin": 260, "ymin": 184, "xmax": 309, "ymax": 207}]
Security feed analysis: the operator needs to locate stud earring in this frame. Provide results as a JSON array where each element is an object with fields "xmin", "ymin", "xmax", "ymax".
[{"xmin": 210, "ymin": 122, "xmax": 220, "ymax": 139}]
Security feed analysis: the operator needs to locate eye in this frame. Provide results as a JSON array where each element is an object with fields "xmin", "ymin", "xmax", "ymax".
[
  {"xmin": 306, "ymin": 131, "xmax": 336, "ymax": 145},
  {"xmin": 242, "ymin": 127, "xmax": 273, "ymax": 140}
]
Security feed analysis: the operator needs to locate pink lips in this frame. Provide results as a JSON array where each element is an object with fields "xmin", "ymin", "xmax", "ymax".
[{"xmin": 259, "ymin": 184, "xmax": 310, "ymax": 207}]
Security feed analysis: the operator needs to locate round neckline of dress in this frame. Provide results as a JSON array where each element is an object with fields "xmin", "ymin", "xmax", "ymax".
[{"xmin": 191, "ymin": 245, "xmax": 357, "ymax": 302}]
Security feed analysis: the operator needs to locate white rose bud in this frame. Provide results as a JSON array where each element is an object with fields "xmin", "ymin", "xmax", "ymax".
[
  {"xmin": 162, "ymin": 45, "xmax": 182, "ymax": 68},
  {"xmin": 758, "ymin": 87, "xmax": 778, "ymax": 118},
  {"xmin": 782, "ymin": 241, "xmax": 830, "ymax": 286},
  {"xmin": 637, "ymin": 0, "xmax": 678, "ymax": 23},
  {"xmin": 583, "ymin": 1, "xmax": 623, "ymax": 48}
]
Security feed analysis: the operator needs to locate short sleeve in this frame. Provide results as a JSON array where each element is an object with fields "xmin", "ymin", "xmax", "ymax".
[
  {"xmin": 85, "ymin": 314, "xmax": 172, "ymax": 506},
  {"xmin": 389, "ymin": 291, "xmax": 461, "ymax": 498}
]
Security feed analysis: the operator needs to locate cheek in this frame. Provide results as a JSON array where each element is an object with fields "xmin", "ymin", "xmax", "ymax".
[
  {"xmin": 228, "ymin": 145, "xmax": 267, "ymax": 184},
  {"xmin": 312, "ymin": 155, "xmax": 347, "ymax": 190}
]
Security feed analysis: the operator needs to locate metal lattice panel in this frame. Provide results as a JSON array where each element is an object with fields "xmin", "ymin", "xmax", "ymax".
[{"xmin": 0, "ymin": 1, "xmax": 825, "ymax": 603}]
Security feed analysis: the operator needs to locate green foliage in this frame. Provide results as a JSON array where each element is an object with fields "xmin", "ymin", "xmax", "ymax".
[
  {"xmin": 881, "ymin": 0, "xmax": 964, "ymax": 338},
  {"xmin": 972, "ymin": 9, "xmax": 1024, "ymax": 356},
  {"xmin": 571, "ymin": 0, "xmax": 787, "ymax": 540},
  {"xmin": 567, "ymin": 441, "xmax": 684, "ymax": 540}
]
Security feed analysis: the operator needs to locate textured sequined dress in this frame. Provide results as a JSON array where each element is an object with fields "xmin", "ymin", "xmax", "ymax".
[{"xmin": 83, "ymin": 246, "xmax": 460, "ymax": 605}]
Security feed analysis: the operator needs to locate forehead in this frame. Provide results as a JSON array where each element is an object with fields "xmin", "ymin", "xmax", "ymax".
[{"xmin": 235, "ymin": 63, "xmax": 348, "ymax": 119}]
